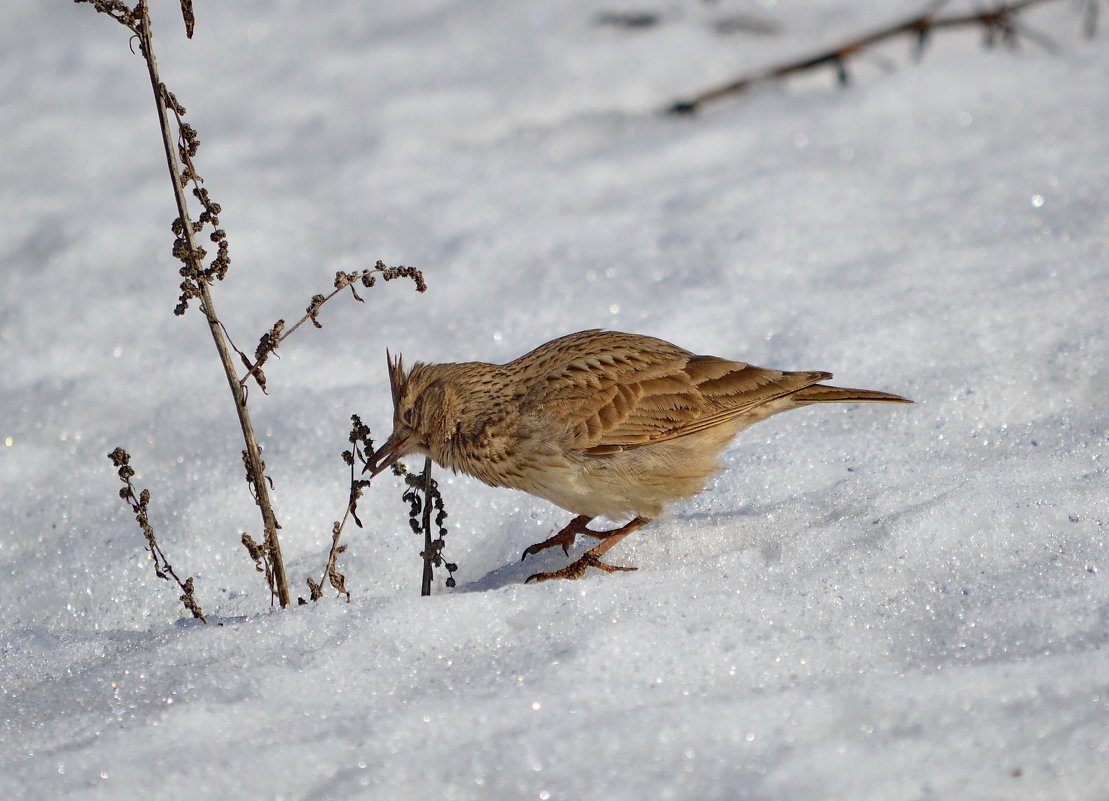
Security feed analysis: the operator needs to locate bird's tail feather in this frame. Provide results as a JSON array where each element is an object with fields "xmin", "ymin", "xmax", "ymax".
[{"xmin": 792, "ymin": 385, "xmax": 912, "ymax": 404}]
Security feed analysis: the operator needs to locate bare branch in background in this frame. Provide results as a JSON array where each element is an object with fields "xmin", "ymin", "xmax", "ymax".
[{"xmin": 669, "ymin": 0, "xmax": 1091, "ymax": 114}]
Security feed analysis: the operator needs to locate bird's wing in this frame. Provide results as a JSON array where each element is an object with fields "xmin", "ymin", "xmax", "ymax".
[
  {"xmin": 655, "ymin": 356, "xmax": 830, "ymax": 442},
  {"xmin": 518, "ymin": 331, "xmax": 827, "ymax": 454}
]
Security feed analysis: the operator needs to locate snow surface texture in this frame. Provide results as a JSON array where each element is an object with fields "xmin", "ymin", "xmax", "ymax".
[{"xmin": 2, "ymin": 1, "xmax": 1107, "ymax": 799}]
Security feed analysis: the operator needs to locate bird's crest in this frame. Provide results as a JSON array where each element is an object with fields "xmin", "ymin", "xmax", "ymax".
[{"xmin": 386, "ymin": 350, "xmax": 407, "ymax": 409}]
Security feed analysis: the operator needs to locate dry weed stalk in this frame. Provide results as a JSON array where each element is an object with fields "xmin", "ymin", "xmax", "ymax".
[
  {"xmin": 301, "ymin": 415, "xmax": 375, "ymax": 604},
  {"xmin": 108, "ymin": 448, "xmax": 207, "ymax": 622},
  {"xmin": 670, "ymin": 0, "xmax": 1099, "ymax": 113},
  {"xmin": 77, "ymin": 0, "xmax": 290, "ymax": 606},
  {"xmin": 301, "ymin": 416, "xmax": 454, "ymax": 602},
  {"xmin": 403, "ymin": 458, "xmax": 455, "ymax": 596},
  {"xmin": 240, "ymin": 263, "xmax": 426, "ymax": 395},
  {"xmin": 79, "ymin": 1, "xmax": 428, "ymax": 611}
]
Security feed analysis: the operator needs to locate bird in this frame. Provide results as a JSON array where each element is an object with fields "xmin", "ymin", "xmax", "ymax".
[{"xmin": 366, "ymin": 329, "xmax": 911, "ymax": 583}]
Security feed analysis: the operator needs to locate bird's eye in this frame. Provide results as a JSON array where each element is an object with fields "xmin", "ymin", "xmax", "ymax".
[{"xmin": 401, "ymin": 406, "xmax": 416, "ymax": 426}]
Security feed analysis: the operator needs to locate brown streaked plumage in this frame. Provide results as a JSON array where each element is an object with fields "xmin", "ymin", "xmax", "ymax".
[{"xmin": 367, "ymin": 329, "xmax": 911, "ymax": 582}]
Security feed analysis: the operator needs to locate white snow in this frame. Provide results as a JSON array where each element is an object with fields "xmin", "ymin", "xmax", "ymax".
[{"xmin": 2, "ymin": 1, "xmax": 1107, "ymax": 799}]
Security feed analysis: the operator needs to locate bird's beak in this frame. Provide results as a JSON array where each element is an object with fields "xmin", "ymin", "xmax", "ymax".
[{"xmin": 363, "ymin": 431, "xmax": 408, "ymax": 477}]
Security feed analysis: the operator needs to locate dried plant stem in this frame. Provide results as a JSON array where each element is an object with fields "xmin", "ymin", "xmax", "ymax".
[
  {"xmin": 669, "ymin": 0, "xmax": 1077, "ymax": 114},
  {"xmin": 108, "ymin": 448, "xmax": 207, "ymax": 622},
  {"xmin": 400, "ymin": 457, "xmax": 455, "ymax": 596},
  {"xmin": 238, "ymin": 264, "xmax": 426, "ymax": 392},
  {"xmin": 303, "ymin": 415, "xmax": 373, "ymax": 604},
  {"xmin": 131, "ymin": 2, "xmax": 290, "ymax": 606},
  {"xmin": 420, "ymin": 457, "xmax": 435, "ymax": 597},
  {"xmin": 320, "ymin": 524, "xmax": 350, "ymax": 601},
  {"xmin": 81, "ymin": 1, "xmax": 434, "ymax": 610},
  {"xmin": 278, "ymin": 265, "xmax": 427, "ymax": 350}
]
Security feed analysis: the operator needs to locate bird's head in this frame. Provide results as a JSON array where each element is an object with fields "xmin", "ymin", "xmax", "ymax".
[{"xmin": 365, "ymin": 352, "xmax": 457, "ymax": 476}]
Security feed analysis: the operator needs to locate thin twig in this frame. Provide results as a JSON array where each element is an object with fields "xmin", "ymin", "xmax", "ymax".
[
  {"xmin": 237, "ymin": 263, "xmax": 427, "ymax": 389},
  {"xmin": 305, "ymin": 523, "xmax": 350, "ymax": 603},
  {"xmin": 303, "ymin": 415, "xmax": 374, "ymax": 604},
  {"xmin": 420, "ymin": 457, "xmax": 435, "ymax": 597},
  {"xmin": 108, "ymin": 447, "xmax": 207, "ymax": 622},
  {"xmin": 669, "ymin": 0, "xmax": 1073, "ymax": 114}
]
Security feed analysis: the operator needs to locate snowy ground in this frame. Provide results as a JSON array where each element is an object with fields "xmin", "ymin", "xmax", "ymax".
[{"xmin": 2, "ymin": 1, "xmax": 1107, "ymax": 799}]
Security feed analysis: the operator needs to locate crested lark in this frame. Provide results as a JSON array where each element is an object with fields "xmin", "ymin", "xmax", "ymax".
[{"xmin": 367, "ymin": 329, "xmax": 911, "ymax": 583}]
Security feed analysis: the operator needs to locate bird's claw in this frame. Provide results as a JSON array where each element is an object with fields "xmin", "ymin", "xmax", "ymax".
[
  {"xmin": 520, "ymin": 530, "xmax": 578, "ymax": 561},
  {"xmin": 524, "ymin": 552, "xmax": 637, "ymax": 583}
]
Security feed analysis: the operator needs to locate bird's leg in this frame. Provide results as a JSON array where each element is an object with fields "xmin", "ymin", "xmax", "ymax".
[
  {"xmin": 520, "ymin": 514, "xmax": 605, "ymax": 560},
  {"xmin": 524, "ymin": 517, "xmax": 648, "ymax": 583}
]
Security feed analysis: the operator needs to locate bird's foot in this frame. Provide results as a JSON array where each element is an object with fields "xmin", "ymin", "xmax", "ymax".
[
  {"xmin": 523, "ymin": 516, "xmax": 648, "ymax": 584},
  {"xmin": 521, "ymin": 514, "xmax": 602, "ymax": 560},
  {"xmin": 524, "ymin": 552, "xmax": 637, "ymax": 583}
]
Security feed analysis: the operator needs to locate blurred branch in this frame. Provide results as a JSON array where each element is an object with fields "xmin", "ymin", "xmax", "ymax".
[
  {"xmin": 669, "ymin": 0, "xmax": 1086, "ymax": 114},
  {"xmin": 180, "ymin": 0, "xmax": 195, "ymax": 39}
]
